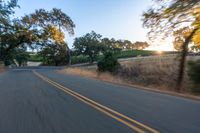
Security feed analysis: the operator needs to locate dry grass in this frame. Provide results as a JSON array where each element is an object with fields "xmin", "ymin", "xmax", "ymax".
[
  {"xmin": 119, "ymin": 56, "xmax": 190, "ymax": 91},
  {"xmin": 0, "ymin": 63, "xmax": 5, "ymax": 73},
  {"xmin": 0, "ymin": 68, "xmax": 5, "ymax": 73},
  {"xmin": 60, "ymin": 68, "xmax": 124, "ymax": 85},
  {"xmin": 59, "ymin": 55, "xmax": 200, "ymax": 95}
]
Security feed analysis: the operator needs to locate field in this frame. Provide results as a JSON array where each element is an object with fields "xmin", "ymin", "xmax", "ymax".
[
  {"xmin": 71, "ymin": 50, "xmax": 178, "ymax": 64},
  {"xmin": 29, "ymin": 50, "xmax": 178, "ymax": 64},
  {"xmin": 60, "ymin": 55, "xmax": 200, "ymax": 95},
  {"xmin": 119, "ymin": 55, "xmax": 186, "ymax": 91}
]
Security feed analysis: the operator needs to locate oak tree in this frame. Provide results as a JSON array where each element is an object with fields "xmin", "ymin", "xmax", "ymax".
[{"xmin": 143, "ymin": 0, "xmax": 200, "ymax": 90}]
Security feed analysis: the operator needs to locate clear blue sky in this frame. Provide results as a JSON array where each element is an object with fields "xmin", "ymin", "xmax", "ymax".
[{"xmin": 14, "ymin": 0, "xmax": 151, "ymax": 48}]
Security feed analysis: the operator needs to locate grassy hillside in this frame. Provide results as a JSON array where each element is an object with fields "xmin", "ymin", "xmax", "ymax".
[
  {"xmin": 71, "ymin": 50, "xmax": 177, "ymax": 64},
  {"xmin": 28, "ymin": 50, "xmax": 177, "ymax": 64},
  {"xmin": 60, "ymin": 55, "xmax": 200, "ymax": 95}
]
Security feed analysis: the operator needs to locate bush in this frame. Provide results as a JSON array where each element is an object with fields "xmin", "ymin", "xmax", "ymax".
[
  {"xmin": 4, "ymin": 60, "xmax": 12, "ymax": 66},
  {"xmin": 71, "ymin": 55, "xmax": 90, "ymax": 64},
  {"xmin": 39, "ymin": 45, "xmax": 69, "ymax": 66},
  {"xmin": 97, "ymin": 52, "xmax": 120, "ymax": 73},
  {"xmin": 188, "ymin": 60, "xmax": 200, "ymax": 93}
]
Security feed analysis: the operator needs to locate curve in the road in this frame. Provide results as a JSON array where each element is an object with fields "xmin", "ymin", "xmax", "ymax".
[{"xmin": 33, "ymin": 70, "xmax": 159, "ymax": 133}]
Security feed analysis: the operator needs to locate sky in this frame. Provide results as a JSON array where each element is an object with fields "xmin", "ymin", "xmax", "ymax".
[{"xmin": 14, "ymin": 0, "xmax": 174, "ymax": 51}]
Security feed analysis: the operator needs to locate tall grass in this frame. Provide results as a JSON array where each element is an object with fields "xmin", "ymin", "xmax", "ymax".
[
  {"xmin": 60, "ymin": 68, "xmax": 124, "ymax": 84},
  {"xmin": 118, "ymin": 56, "xmax": 189, "ymax": 91},
  {"xmin": 28, "ymin": 50, "xmax": 178, "ymax": 64},
  {"xmin": 0, "ymin": 62, "xmax": 5, "ymax": 72},
  {"xmin": 61, "ymin": 55, "xmax": 200, "ymax": 93}
]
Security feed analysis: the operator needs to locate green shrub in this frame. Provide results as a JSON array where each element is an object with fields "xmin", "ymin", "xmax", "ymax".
[
  {"xmin": 39, "ymin": 45, "xmax": 69, "ymax": 66},
  {"xmin": 4, "ymin": 60, "xmax": 12, "ymax": 66},
  {"xmin": 97, "ymin": 52, "xmax": 120, "ymax": 73},
  {"xmin": 71, "ymin": 55, "xmax": 90, "ymax": 64},
  {"xmin": 28, "ymin": 54, "xmax": 43, "ymax": 62},
  {"xmin": 188, "ymin": 59, "xmax": 200, "ymax": 93},
  {"xmin": 113, "ymin": 50, "xmax": 155, "ymax": 59}
]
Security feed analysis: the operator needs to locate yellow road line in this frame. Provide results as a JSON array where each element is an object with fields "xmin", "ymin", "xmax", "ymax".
[{"xmin": 33, "ymin": 71, "xmax": 160, "ymax": 133}]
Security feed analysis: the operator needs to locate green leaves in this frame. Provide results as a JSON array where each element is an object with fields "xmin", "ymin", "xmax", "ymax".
[
  {"xmin": 0, "ymin": 0, "xmax": 75, "ymax": 66},
  {"xmin": 73, "ymin": 31, "xmax": 150, "ymax": 63},
  {"xmin": 143, "ymin": 0, "xmax": 200, "ymax": 39},
  {"xmin": 73, "ymin": 31, "xmax": 103, "ymax": 63},
  {"xmin": 97, "ymin": 52, "xmax": 120, "ymax": 73},
  {"xmin": 0, "ymin": 0, "xmax": 18, "ymax": 18},
  {"xmin": 39, "ymin": 44, "xmax": 69, "ymax": 66},
  {"xmin": 188, "ymin": 59, "xmax": 200, "ymax": 93},
  {"xmin": 21, "ymin": 8, "xmax": 75, "ymax": 35}
]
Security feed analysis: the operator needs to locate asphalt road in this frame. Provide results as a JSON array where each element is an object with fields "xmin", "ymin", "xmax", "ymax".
[{"xmin": 0, "ymin": 68, "xmax": 200, "ymax": 133}]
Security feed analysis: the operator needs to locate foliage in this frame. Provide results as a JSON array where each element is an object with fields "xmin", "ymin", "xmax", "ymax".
[
  {"xmin": 0, "ymin": 0, "xmax": 18, "ymax": 61},
  {"xmin": 73, "ymin": 31, "xmax": 103, "ymax": 63},
  {"xmin": 100, "ymin": 38, "xmax": 124, "ymax": 52},
  {"xmin": 70, "ymin": 50, "xmax": 174, "ymax": 64},
  {"xmin": 73, "ymin": 31, "xmax": 150, "ymax": 64},
  {"xmin": 15, "ymin": 49, "xmax": 30, "ymax": 66},
  {"xmin": 28, "ymin": 53, "xmax": 43, "ymax": 62},
  {"xmin": 113, "ymin": 50, "xmax": 155, "ymax": 58},
  {"xmin": 101, "ymin": 39, "xmax": 149, "ymax": 51},
  {"xmin": 126, "ymin": 41, "xmax": 149, "ymax": 50},
  {"xmin": 0, "ymin": 0, "xmax": 75, "ymax": 66},
  {"xmin": 142, "ymin": 0, "xmax": 200, "ymax": 90},
  {"xmin": 188, "ymin": 59, "xmax": 200, "ymax": 93},
  {"xmin": 101, "ymin": 38, "xmax": 115, "ymax": 52},
  {"xmin": 71, "ymin": 55, "xmax": 90, "ymax": 64},
  {"xmin": 173, "ymin": 27, "xmax": 192, "ymax": 51},
  {"xmin": 0, "ymin": 0, "xmax": 18, "ymax": 29},
  {"xmin": 97, "ymin": 52, "xmax": 120, "ymax": 73},
  {"xmin": 39, "ymin": 44, "xmax": 69, "ymax": 66},
  {"xmin": 4, "ymin": 48, "xmax": 29, "ymax": 66},
  {"xmin": 173, "ymin": 26, "xmax": 200, "ymax": 51},
  {"xmin": 143, "ymin": 0, "xmax": 200, "ymax": 39}
]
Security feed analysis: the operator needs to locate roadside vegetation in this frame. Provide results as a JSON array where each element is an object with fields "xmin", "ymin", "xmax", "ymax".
[
  {"xmin": 61, "ymin": 55, "xmax": 200, "ymax": 95},
  {"xmin": 0, "ymin": 61, "xmax": 5, "ymax": 72},
  {"xmin": 143, "ymin": 0, "xmax": 200, "ymax": 91},
  {"xmin": 71, "ymin": 31, "xmax": 151, "ymax": 64},
  {"xmin": 97, "ymin": 52, "xmax": 120, "ymax": 73},
  {"xmin": 28, "ymin": 53, "xmax": 43, "ymax": 62},
  {"xmin": 188, "ymin": 59, "xmax": 200, "ymax": 93},
  {"xmin": 29, "ymin": 50, "xmax": 177, "ymax": 65}
]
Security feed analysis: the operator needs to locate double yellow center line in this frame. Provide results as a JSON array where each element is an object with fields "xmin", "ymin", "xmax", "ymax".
[{"xmin": 33, "ymin": 71, "xmax": 159, "ymax": 133}]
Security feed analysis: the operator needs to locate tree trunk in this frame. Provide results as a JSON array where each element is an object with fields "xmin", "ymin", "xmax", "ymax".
[
  {"xmin": 89, "ymin": 54, "xmax": 94, "ymax": 64},
  {"xmin": 176, "ymin": 28, "xmax": 198, "ymax": 91},
  {"xmin": 68, "ymin": 50, "xmax": 71, "ymax": 66}
]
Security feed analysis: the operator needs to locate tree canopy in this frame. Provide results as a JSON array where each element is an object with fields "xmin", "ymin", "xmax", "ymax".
[
  {"xmin": 143, "ymin": 0, "xmax": 200, "ymax": 90},
  {"xmin": 143, "ymin": 0, "xmax": 200, "ymax": 39},
  {"xmin": 173, "ymin": 26, "xmax": 200, "ymax": 51},
  {"xmin": 73, "ymin": 31, "xmax": 103, "ymax": 63},
  {"xmin": 0, "ymin": 0, "xmax": 75, "ymax": 65}
]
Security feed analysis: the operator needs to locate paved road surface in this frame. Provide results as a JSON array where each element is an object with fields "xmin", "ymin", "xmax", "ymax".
[{"xmin": 0, "ymin": 68, "xmax": 200, "ymax": 133}]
